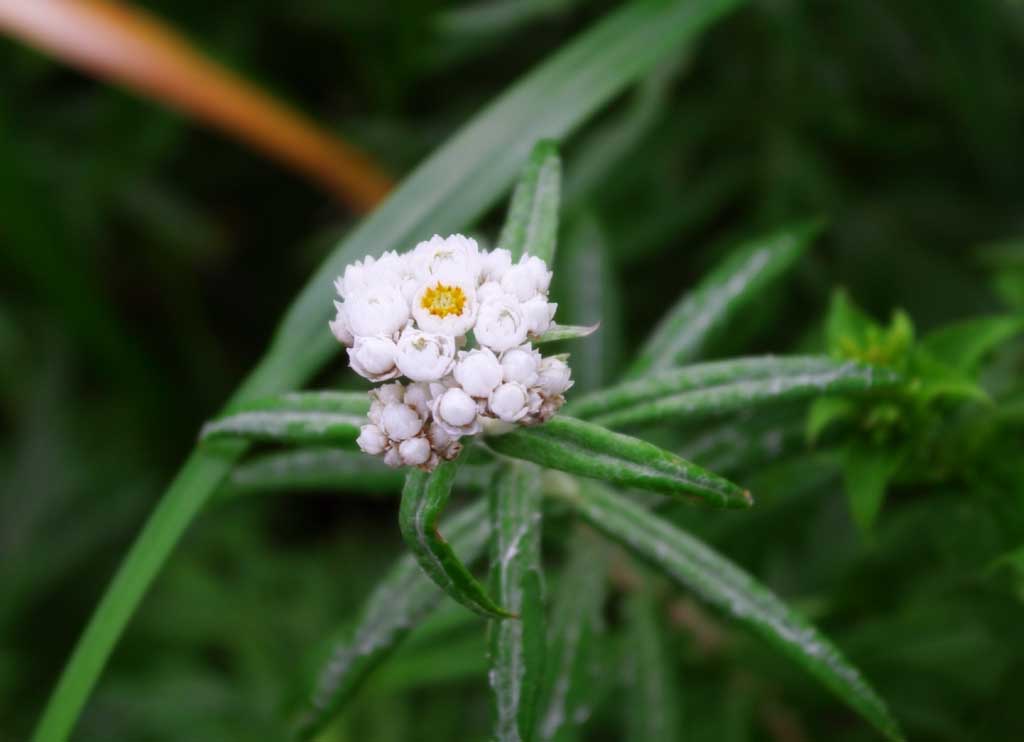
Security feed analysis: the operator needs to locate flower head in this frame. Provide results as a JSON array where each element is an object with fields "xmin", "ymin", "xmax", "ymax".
[{"xmin": 330, "ymin": 237, "xmax": 578, "ymax": 470}]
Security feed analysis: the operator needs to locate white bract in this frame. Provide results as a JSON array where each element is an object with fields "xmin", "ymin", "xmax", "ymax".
[
  {"xmin": 394, "ymin": 327, "xmax": 456, "ymax": 382},
  {"xmin": 475, "ymin": 296, "xmax": 529, "ymax": 352},
  {"xmin": 454, "ymin": 348, "xmax": 503, "ymax": 398},
  {"xmin": 348, "ymin": 335, "xmax": 399, "ymax": 382},
  {"xmin": 329, "ymin": 235, "xmax": 577, "ymax": 470},
  {"xmin": 489, "ymin": 382, "xmax": 530, "ymax": 422}
]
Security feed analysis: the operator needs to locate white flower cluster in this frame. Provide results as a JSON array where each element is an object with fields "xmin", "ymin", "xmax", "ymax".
[{"xmin": 330, "ymin": 234, "xmax": 573, "ymax": 470}]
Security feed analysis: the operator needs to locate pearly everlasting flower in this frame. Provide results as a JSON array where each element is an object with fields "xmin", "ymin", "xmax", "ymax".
[
  {"xmin": 398, "ymin": 436, "xmax": 431, "ymax": 466},
  {"xmin": 348, "ymin": 335, "xmax": 400, "ymax": 381},
  {"xmin": 411, "ymin": 276, "xmax": 478, "ymax": 336},
  {"xmin": 489, "ymin": 381, "xmax": 530, "ymax": 422},
  {"xmin": 345, "ymin": 282, "xmax": 410, "ymax": 338},
  {"xmin": 537, "ymin": 356, "xmax": 574, "ymax": 395},
  {"xmin": 501, "ymin": 254, "xmax": 552, "ymax": 301},
  {"xmin": 329, "ymin": 301, "xmax": 354, "ymax": 347},
  {"xmin": 522, "ymin": 296, "xmax": 556, "ymax": 337},
  {"xmin": 433, "ymin": 387, "xmax": 481, "ymax": 436},
  {"xmin": 427, "ymin": 422, "xmax": 463, "ymax": 460},
  {"xmin": 395, "ymin": 327, "xmax": 456, "ymax": 382},
  {"xmin": 381, "ymin": 402, "xmax": 423, "ymax": 441},
  {"xmin": 477, "ymin": 281, "xmax": 506, "ymax": 303},
  {"xmin": 331, "ymin": 237, "xmax": 579, "ymax": 471},
  {"xmin": 475, "ymin": 296, "xmax": 529, "ymax": 352},
  {"xmin": 356, "ymin": 424, "xmax": 388, "ymax": 455},
  {"xmin": 412, "ymin": 234, "xmax": 482, "ymax": 283},
  {"xmin": 500, "ymin": 344, "xmax": 541, "ymax": 386},
  {"xmin": 481, "ymin": 248, "xmax": 512, "ymax": 282},
  {"xmin": 454, "ymin": 348, "xmax": 503, "ymax": 398},
  {"xmin": 403, "ymin": 381, "xmax": 435, "ymax": 418}
]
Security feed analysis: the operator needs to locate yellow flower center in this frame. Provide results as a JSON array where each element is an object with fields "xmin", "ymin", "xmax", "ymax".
[{"xmin": 420, "ymin": 282, "xmax": 466, "ymax": 318}]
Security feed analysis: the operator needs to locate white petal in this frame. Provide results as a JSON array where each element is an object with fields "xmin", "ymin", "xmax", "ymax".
[{"xmin": 381, "ymin": 403, "xmax": 422, "ymax": 441}]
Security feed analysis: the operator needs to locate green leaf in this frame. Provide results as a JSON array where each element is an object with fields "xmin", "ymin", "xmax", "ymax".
[
  {"xmin": 536, "ymin": 529, "xmax": 608, "ymax": 742},
  {"xmin": 223, "ymin": 448, "xmax": 493, "ymax": 496},
  {"xmin": 501, "ymin": 140, "xmax": 561, "ymax": 265},
  {"xmin": 399, "ymin": 461, "xmax": 512, "ymax": 619},
  {"xmin": 825, "ymin": 290, "xmax": 914, "ymax": 369},
  {"xmin": 489, "ymin": 463, "xmax": 546, "ymax": 741},
  {"xmin": 626, "ymin": 219, "xmax": 822, "ymax": 377},
  {"xmin": 553, "ymin": 482, "xmax": 905, "ymax": 742},
  {"xmin": 292, "ymin": 499, "xmax": 491, "ymax": 741},
  {"xmin": 806, "ymin": 396, "xmax": 857, "ymax": 443},
  {"xmin": 534, "ymin": 323, "xmax": 600, "ymax": 344},
  {"xmin": 624, "ymin": 590, "xmax": 682, "ymax": 742},
  {"xmin": 568, "ymin": 355, "xmax": 899, "ymax": 419},
  {"xmin": 843, "ymin": 444, "xmax": 904, "ymax": 532},
  {"xmin": 576, "ymin": 358, "xmax": 901, "ymax": 429},
  {"xmin": 551, "ymin": 212, "xmax": 624, "ymax": 393},
  {"xmin": 919, "ymin": 314, "xmax": 1024, "ymax": 375},
  {"xmin": 34, "ymin": 2, "xmax": 749, "ymax": 737},
  {"xmin": 487, "ymin": 416, "xmax": 751, "ymax": 508},
  {"xmin": 200, "ymin": 391, "xmax": 368, "ymax": 445}
]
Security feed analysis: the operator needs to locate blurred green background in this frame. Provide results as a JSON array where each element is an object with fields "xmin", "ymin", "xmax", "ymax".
[{"xmin": 2, "ymin": 0, "xmax": 1024, "ymax": 740}]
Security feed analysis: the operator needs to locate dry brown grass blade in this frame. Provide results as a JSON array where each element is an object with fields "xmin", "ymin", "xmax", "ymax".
[{"xmin": 0, "ymin": 0, "xmax": 392, "ymax": 211}]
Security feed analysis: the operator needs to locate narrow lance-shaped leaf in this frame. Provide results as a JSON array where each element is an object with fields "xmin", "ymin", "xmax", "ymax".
[
  {"xmin": 550, "ymin": 212, "xmax": 624, "ymax": 393},
  {"xmin": 537, "ymin": 529, "xmax": 608, "ymax": 742},
  {"xmin": 567, "ymin": 355, "xmax": 882, "ymax": 418},
  {"xmin": 223, "ymin": 448, "xmax": 493, "ymax": 497},
  {"xmin": 626, "ymin": 219, "xmax": 823, "ymax": 378},
  {"xmin": 489, "ymin": 463, "xmax": 546, "ymax": 742},
  {"xmin": 624, "ymin": 590, "xmax": 682, "ymax": 742},
  {"xmin": 919, "ymin": 313, "xmax": 1024, "ymax": 375},
  {"xmin": 400, "ymin": 461, "xmax": 513, "ymax": 618},
  {"xmin": 200, "ymin": 391, "xmax": 369, "ymax": 447},
  {"xmin": 292, "ymin": 499, "xmax": 491, "ymax": 741},
  {"xmin": 552, "ymin": 482, "xmax": 905, "ymax": 742},
  {"xmin": 586, "ymin": 360, "xmax": 902, "ymax": 429},
  {"xmin": 534, "ymin": 323, "xmax": 600, "ymax": 345},
  {"xmin": 500, "ymin": 140, "xmax": 561, "ymax": 265},
  {"xmin": 34, "ymin": 3, "xmax": 750, "ymax": 738},
  {"xmin": 487, "ymin": 416, "xmax": 751, "ymax": 509},
  {"xmin": 843, "ymin": 443, "xmax": 905, "ymax": 533}
]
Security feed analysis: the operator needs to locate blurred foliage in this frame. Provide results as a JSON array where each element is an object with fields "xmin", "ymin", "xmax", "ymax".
[{"xmin": 2, "ymin": 0, "xmax": 1024, "ymax": 740}]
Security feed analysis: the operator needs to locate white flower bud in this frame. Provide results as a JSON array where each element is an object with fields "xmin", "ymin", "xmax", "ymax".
[
  {"xmin": 412, "ymin": 234, "xmax": 482, "ymax": 283},
  {"xmin": 347, "ymin": 335, "xmax": 399, "ymax": 381},
  {"xmin": 482, "ymin": 248, "xmax": 512, "ymax": 282},
  {"xmin": 500, "ymin": 344, "xmax": 541, "ymax": 386},
  {"xmin": 522, "ymin": 296, "xmax": 556, "ymax": 337},
  {"xmin": 537, "ymin": 356, "xmax": 573, "ymax": 395},
  {"xmin": 475, "ymin": 296, "xmax": 529, "ymax": 352},
  {"xmin": 346, "ymin": 282, "xmax": 410, "ymax": 338},
  {"xmin": 329, "ymin": 301, "xmax": 354, "ymax": 346},
  {"xmin": 500, "ymin": 263, "xmax": 539, "ymax": 302},
  {"xmin": 403, "ymin": 382, "xmax": 434, "ymax": 418},
  {"xmin": 394, "ymin": 327, "xmax": 456, "ymax": 381},
  {"xmin": 371, "ymin": 382, "xmax": 405, "ymax": 406},
  {"xmin": 523, "ymin": 255, "xmax": 552, "ymax": 294},
  {"xmin": 500, "ymin": 254, "xmax": 551, "ymax": 301},
  {"xmin": 383, "ymin": 446, "xmax": 403, "ymax": 468},
  {"xmin": 477, "ymin": 281, "xmax": 506, "ymax": 303},
  {"xmin": 381, "ymin": 402, "xmax": 422, "ymax": 441},
  {"xmin": 433, "ymin": 387, "xmax": 481, "ymax": 436},
  {"xmin": 489, "ymin": 382, "xmax": 530, "ymax": 422},
  {"xmin": 356, "ymin": 424, "xmax": 388, "ymax": 455},
  {"xmin": 399, "ymin": 436, "xmax": 431, "ymax": 466},
  {"xmin": 453, "ymin": 348, "xmax": 503, "ymax": 397}
]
